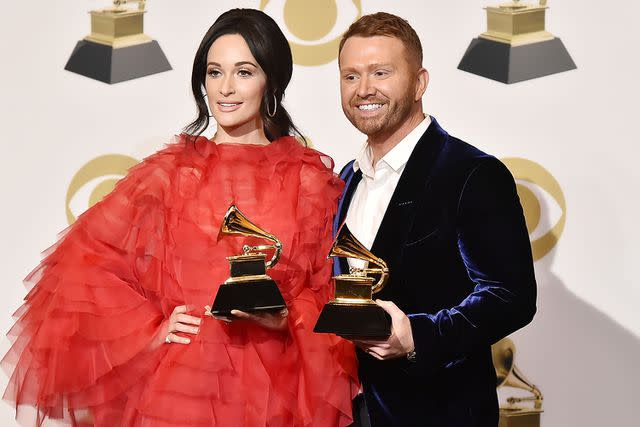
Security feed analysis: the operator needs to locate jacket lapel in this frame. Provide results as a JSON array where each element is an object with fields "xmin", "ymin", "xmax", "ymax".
[
  {"xmin": 369, "ymin": 117, "xmax": 448, "ymax": 291},
  {"xmin": 333, "ymin": 164, "xmax": 362, "ymax": 276}
]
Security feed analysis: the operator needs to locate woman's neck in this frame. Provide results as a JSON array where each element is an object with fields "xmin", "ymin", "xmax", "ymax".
[{"xmin": 213, "ymin": 119, "xmax": 270, "ymax": 146}]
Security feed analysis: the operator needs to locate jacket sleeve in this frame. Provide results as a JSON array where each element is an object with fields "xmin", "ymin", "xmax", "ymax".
[{"xmin": 407, "ymin": 157, "xmax": 537, "ymax": 374}]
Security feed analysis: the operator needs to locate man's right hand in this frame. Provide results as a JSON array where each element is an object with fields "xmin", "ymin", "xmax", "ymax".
[{"xmin": 352, "ymin": 300, "xmax": 415, "ymax": 360}]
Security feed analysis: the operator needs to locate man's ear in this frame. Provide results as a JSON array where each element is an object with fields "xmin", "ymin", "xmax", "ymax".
[{"xmin": 415, "ymin": 68, "xmax": 429, "ymax": 102}]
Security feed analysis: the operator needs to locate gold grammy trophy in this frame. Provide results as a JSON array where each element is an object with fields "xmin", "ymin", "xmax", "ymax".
[
  {"xmin": 492, "ymin": 338, "xmax": 543, "ymax": 427},
  {"xmin": 210, "ymin": 205, "xmax": 286, "ymax": 316},
  {"xmin": 65, "ymin": 0, "xmax": 171, "ymax": 84},
  {"xmin": 313, "ymin": 224, "xmax": 391, "ymax": 339},
  {"xmin": 458, "ymin": 0, "xmax": 576, "ymax": 83}
]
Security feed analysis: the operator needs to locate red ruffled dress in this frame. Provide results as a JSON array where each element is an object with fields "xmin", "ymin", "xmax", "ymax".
[{"xmin": 2, "ymin": 135, "xmax": 359, "ymax": 427}]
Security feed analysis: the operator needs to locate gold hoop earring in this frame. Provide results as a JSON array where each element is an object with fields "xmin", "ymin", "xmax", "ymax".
[{"xmin": 267, "ymin": 93, "xmax": 277, "ymax": 118}]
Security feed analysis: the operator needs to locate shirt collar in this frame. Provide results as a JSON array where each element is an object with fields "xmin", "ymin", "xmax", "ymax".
[
  {"xmin": 353, "ymin": 115, "xmax": 431, "ymax": 176},
  {"xmin": 352, "ymin": 144, "xmax": 372, "ymax": 177}
]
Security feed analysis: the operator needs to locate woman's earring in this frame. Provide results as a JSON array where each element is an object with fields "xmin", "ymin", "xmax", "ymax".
[
  {"xmin": 267, "ymin": 93, "xmax": 277, "ymax": 118},
  {"xmin": 203, "ymin": 93, "xmax": 213, "ymax": 118}
]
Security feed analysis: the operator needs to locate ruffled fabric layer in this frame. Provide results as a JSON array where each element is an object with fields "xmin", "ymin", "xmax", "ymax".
[{"xmin": 3, "ymin": 135, "xmax": 358, "ymax": 426}]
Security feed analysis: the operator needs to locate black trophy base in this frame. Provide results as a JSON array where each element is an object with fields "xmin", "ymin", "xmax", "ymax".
[
  {"xmin": 314, "ymin": 302, "xmax": 391, "ymax": 340},
  {"xmin": 458, "ymin": 37, "xmax": 576, "ymax": 84},
  {"xmin": 65, "ymin": 39, "xmax": 172, "ymax": 84},
  {"xmin": 210, "ymin": 279, "xmax": 286, "ymax": 317}
]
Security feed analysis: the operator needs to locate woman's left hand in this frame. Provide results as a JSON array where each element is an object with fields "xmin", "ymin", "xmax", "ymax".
[{"xmin": 204, "ymin": 306, "xmax": 289, "ymax": 331}]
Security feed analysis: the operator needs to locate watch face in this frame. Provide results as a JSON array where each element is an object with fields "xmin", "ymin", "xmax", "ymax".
[{"xmin": 406, "ymin": 350, "xmax": 417, "ymax": 361}]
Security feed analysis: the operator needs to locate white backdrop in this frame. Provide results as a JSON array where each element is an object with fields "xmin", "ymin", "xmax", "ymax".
[{"xmin": 1, "ymin": 1, "xmax": 638, "ymax": 426}]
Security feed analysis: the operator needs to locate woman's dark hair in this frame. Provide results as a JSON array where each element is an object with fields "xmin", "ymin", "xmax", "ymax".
[{"xmin": 184, "ymin": 9, "xmax": 304, "ymax": 143}]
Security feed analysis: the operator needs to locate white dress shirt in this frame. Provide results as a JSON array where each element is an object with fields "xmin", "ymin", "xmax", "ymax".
[{"xmin": 346, "ymin": 115, "xmax": 431, "ymax": 270}]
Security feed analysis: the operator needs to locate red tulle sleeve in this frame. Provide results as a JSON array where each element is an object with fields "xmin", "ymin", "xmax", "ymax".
[
  {"xmin": 280, "ymin": 148, "xmax": 359, "ymax": 426},
  {"xmin": 1, "ymin": 148, "xmax": 178, "ymax": 426}
]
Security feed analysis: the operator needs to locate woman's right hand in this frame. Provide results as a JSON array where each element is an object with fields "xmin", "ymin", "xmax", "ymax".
[
  {"xmin": 164, "ymin": 305, "xmax": 201, "ymax": 345},
  {"xmin": 204, "ymin": 305, "xmax": 289, "ymax": 331}
]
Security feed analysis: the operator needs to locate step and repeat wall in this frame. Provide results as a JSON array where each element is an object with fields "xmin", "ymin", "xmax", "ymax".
[{"xmin": 1, "ymin": 1, "xmax": 638, "ymax": 426}]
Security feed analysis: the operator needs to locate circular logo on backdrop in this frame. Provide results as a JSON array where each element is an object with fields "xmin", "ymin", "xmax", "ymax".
[
  {"xmin": 501, "ymin": 158, "xmax": 566, "ymax": 261},
  {"xmin": 260, "ymin": 0, "xmax": 362, "ymax": 66},
  {"xmin": 65, "ymin": 154, "xmax": 139, "ymax": 224}
]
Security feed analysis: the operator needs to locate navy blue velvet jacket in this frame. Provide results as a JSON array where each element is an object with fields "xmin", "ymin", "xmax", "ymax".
[{"xmin": 334, "ymin": 118, "xmax": 537, "ymax": 426}]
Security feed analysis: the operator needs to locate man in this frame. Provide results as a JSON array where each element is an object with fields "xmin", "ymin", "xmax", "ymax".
[{"xmin": 335, "ymin": 13, "xmax": 537, "ymax": 426}]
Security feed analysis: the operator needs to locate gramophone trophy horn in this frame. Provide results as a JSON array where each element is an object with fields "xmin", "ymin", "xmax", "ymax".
[
  {"xmin": 327, "ymin": 224, "xmax": 389, "ymax": 295},
  {"xmin": 210, "ymin": 205, "xmax": 286, "ymax": 316},
  {"xmin": 313, "ymin": 224, "xmax": 391, "ymax": 339},
  {"xmin": 492, "ymin": 338, "xmax": 543, "ymax": 427},
  {"xmin": 219, "ymin": 204, "xmax": 282, "ymax": 269}
]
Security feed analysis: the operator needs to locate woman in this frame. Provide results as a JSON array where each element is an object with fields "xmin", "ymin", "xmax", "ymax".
[{"xmin": 2, "ymin": 9, "xmax": 358, "ymax": 427}]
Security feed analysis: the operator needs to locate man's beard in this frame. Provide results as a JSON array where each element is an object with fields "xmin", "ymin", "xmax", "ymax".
[{"xmin": 346, "ymin": 91, "xmax": 414, "ymax": 138}]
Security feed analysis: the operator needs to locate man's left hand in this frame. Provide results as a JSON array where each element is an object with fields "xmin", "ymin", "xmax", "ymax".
[{"xmin": 352, "ymin": 300, "xmax": 415, "ymax": 360}]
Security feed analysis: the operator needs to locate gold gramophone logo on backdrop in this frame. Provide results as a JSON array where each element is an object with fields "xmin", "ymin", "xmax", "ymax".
[
  {"xmin": 260, "ymin": 0, "xmax": 362, "ymax": 66},
  {"xmin": 493, "ymin": 338, "xmax": 543, "ymax": 427},
  {"xmin": 458, "ymin": 1, "xmax": 576, "ymax": 83},
  {"xmin": 65, "ymin": 0, "xmax": 171, "ymax": 84},
  {"xmin": 502, "ymin": 158, "xmax": 566, "ymax": 261}
]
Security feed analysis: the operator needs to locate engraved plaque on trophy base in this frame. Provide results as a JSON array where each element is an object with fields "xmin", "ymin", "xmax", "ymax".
[
  {"xmin": 458, "ymin": 36, "xmax": 576, "ymax": 84},
  {"xmin": 499, "ymin": 408, "xmax": 541, "ymax": 427},
  {"xmin": 314, "ymin": 302, "xmax": 391, "ymax": 340},
  {"xmin": 65, "ymin": 39, "xmax": 171, "ymax": 84}
]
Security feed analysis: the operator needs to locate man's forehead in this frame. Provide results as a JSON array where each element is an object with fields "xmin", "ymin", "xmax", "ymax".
[
  {"xmin": 342, "ymin": 35, "xmax": 404, "ymax": 51},
  {"xmin": 339, "ymin": 36, "xmax": 404, "ymax": 67}
]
